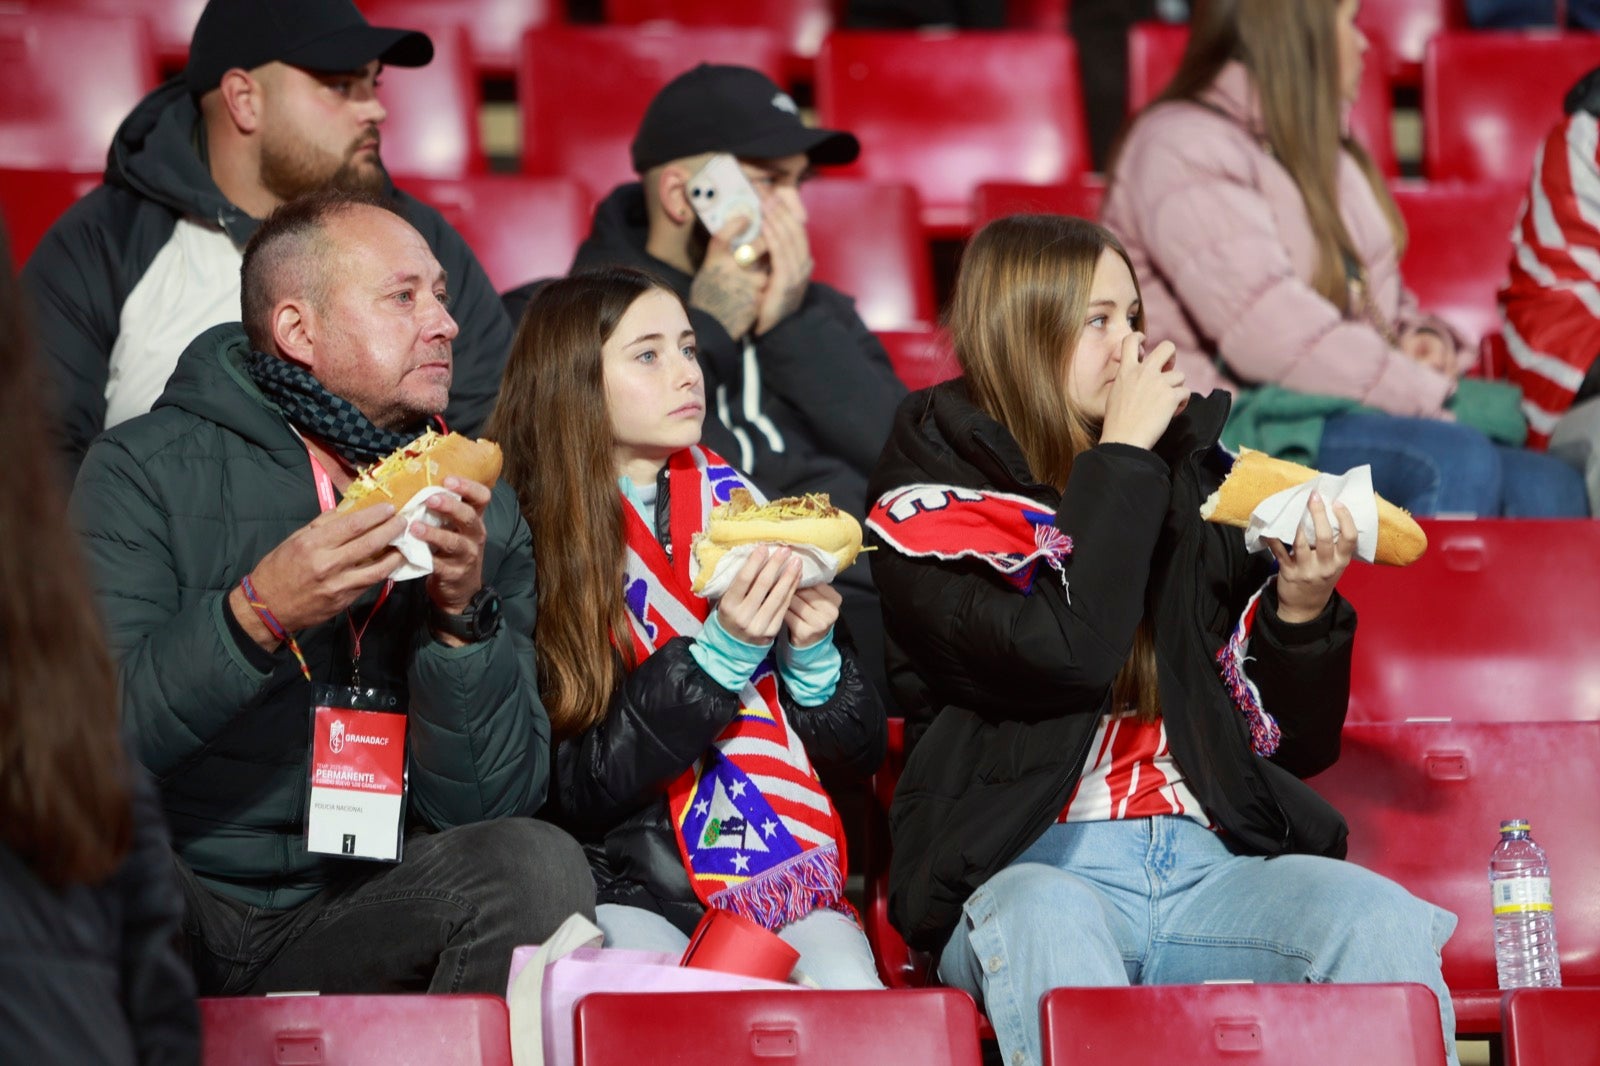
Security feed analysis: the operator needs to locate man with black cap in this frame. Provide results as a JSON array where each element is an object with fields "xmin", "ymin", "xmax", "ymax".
[
  {"xmin": 24, "ymin": 0, "xmax": 514, "ymax": 476},
  {"xmin": 516, "ymin": 63, "xmax": 905, "ymax": 697}
]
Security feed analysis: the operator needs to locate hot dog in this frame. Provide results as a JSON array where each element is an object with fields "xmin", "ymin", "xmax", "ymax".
[
  {"xmin": 335, "ymin": 429, "xmax": 503, "ymax": 514},
  {"xmin": 690, "ymin": 489, "xmax": 864, "ymax": 594}
]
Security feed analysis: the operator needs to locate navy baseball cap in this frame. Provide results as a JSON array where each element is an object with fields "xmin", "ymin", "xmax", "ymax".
[{"xmin": 185, "ymin": 0, "xmax": 433, "ymax": 95}]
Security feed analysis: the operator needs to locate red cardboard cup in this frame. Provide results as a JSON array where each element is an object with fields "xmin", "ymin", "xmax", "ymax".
[{"xmin": 680, "ymin": 907, "xmax": 800, "ymax": 982}]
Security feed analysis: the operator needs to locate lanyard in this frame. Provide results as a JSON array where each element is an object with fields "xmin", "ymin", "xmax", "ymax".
[{"xmin": 307, "ymin": 445, "xmax": 396, "ymax": 680}]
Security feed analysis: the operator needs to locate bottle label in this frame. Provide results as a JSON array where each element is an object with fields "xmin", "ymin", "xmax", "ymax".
[{"xmin": 1492, "ymin": 877, "xmax": 1553, "ymax": 915}]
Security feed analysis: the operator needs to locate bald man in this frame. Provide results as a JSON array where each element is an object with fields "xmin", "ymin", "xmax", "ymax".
[{"xmin": 70, "ymin": 186, "xmax": 594, "ymax": 997}]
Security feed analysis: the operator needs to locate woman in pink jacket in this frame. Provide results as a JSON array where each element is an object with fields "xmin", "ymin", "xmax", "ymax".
[{"xmin": 1101, "ymin": 0, "xmax": 1587, "ymax": 516}]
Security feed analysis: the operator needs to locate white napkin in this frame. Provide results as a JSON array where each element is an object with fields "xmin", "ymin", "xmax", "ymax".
[
  {"xmin": 1243, "ymin": 464, "xmax": 1380, "ymax": 563},
  {"xmin": 695, "ymin": 543, "xmax": 840, "ymax": 600},
  {"xmin": 384, "ymin": 485, "xmax": 459, "ymax": 581}
]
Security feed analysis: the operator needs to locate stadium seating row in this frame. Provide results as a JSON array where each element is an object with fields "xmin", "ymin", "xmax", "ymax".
[
  {"xmin": 193, "ymin": 984, "xmax": 1600, "ymax": 1064},
  {"xmin": 3, "ymin": 8, "xmax": 1595, "ymax": 221}
]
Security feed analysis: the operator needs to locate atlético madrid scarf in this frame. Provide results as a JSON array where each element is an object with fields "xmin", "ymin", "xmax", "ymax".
[
  {"xmin": 621, "ymin": 446, "xmax": 850, "ymax": 930},
  {"xmin": 867, "ymin": 482, "xmax": 1280, "ymax": 756}
]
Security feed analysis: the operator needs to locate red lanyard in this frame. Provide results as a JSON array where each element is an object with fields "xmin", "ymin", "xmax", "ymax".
[{"xmin": 308, "ymin": 446, "xmax": 395, "ymax": 674}]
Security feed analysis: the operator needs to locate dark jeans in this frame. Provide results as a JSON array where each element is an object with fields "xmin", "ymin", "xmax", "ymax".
[{"xmin": 176, "ymin": 818, "xmax": 595, "ymax": 996}]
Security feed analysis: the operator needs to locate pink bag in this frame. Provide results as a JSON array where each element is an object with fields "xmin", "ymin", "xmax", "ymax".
[{"xmin": 506, "ymin": 924, "xmax": 801, "ymax": 1066}]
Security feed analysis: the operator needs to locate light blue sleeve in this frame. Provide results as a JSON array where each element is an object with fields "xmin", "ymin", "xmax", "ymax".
[
  {"xmin": 689, "ymin": 610, "xmax": 771, "ymax": 693},
  {"xmin": 778, "ymin": 628, "xmax": 841, "ymax": 707}
]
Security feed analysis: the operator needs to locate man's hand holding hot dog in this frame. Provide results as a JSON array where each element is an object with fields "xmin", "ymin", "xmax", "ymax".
[
  {"xmin": 418, "ymin": 474, "xmax": 492, "ymax": 644},
  {"xmin": 228, "ymin": 504, "xmax": 408, "ymax": 651}
]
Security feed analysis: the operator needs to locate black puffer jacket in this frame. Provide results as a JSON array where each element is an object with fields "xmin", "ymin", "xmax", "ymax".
[
  {"xmin": 868, "ymin": 382, "xmax": 1355, "ymax": 952},
  {"xmin": 549, "ymin": 465, "xmax": 886, "ymax": 935}
]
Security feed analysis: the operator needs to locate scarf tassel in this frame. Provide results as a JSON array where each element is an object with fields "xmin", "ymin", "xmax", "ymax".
[
  {"xmin": 709, "ymin": 845, "xmax": 850, "ymax": 931},
  {"xmin": 1215, "ymin": 582, "xmax": 1282, "ymax": 757}
]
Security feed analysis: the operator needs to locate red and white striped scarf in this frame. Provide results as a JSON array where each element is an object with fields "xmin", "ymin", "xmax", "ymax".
[{"xmin": 620, "ymin": 446, "xmax": 849, "ymax": 931}]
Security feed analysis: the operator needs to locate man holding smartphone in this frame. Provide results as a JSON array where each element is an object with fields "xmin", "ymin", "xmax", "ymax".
[{"xmin": 517, "ymin": 63, "xmax": 905, "ymax": 698}]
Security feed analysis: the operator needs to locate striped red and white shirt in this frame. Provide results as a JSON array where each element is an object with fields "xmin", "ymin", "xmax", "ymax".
[
  {"xmin": 1058, "ymin": 711, "xmax": 1210, "ymax": 827},
  {"xmin": 1496, "ymin": 109, "xmax": 1600, "ymax": 448}
]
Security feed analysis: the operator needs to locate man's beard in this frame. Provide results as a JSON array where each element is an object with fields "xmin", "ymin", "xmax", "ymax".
[{"xmin": 259, "ymin": 129, "xmax": 387, "ymax": 204}]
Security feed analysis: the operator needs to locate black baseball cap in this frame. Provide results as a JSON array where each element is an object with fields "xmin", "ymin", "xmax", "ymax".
[
  {"xmin": 630, "ymin": 64, "xmax": 860, "ymax": 173},
  {"xmin": 184, "ymin": 0, "xmax": 433, "ymax": 96}
]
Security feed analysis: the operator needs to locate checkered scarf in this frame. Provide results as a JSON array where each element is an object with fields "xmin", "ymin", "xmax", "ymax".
[{"xmin": 245, "ymin": 351, "xmax": 421, "ymax": 464}]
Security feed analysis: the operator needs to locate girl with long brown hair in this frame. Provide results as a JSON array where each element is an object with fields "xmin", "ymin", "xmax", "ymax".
[
  {"xmin": 0, "ymin": 224, "xmax": 197, "ymax": 1062},
  {"xmin": 1102, "ymin": 0, "xmax": 1587, "ymax": 517},
  {"xmin": 867, "ymin": 214, "xmax": 1458, "ymax": 1066},
  {"xmin": 489, "ymin": 267, "xmax": 884, "ymax": 987}
]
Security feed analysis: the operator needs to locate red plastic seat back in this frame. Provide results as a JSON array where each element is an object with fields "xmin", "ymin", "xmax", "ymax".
[
  {"xmin": 1337, "ymin": 519, "xmax": 1600, "ymax": 724},
  {"xmin": 573, "ymin": 989, "xmax": 984, "ymax": 1066},
  {"xmin": 1040, "ymin": 983, "xmax": 1448, "ymax": 1065},
  {"xmin": 359, "ymin": 0, "xmax": 563, "ymax": 78},
  {"xmin": 1424, "ymin": 32, "xmax": 1600, "ymax": 184},
  {"xmin": 1390, "ymin": 181, "xmax": 1525, "ymax": 348},
  {"xmin": 876, "ymin": 329, "xmax": 960, "ymax": 393},
  {"xmin": 370, "ymin": 22, "xmax": 484, "ymax": 180},
  {"xmin": 602, "ymin": 0, "xmax": 833, "ymax": 77},
  {"xmin": 1125, "ymin": 21, "xmax": 1396, "ymax": 177},
  {"xmin": 803, "ymin": 178, "xmax": 933, "ymax": 331},
  {"xmin": 199, "ymin": 994, "xmax": 511, "ymax": 1066},
  {"xmin": 56, "ymin": 0, "xmax": 205, "ymax": 68},
  {"xmin": 0, "ymin": 11, "xmax": 159, "ymax": 172},
  {"xmin": 1308, "ymin": 722, "xmax": 1600, "ymax": 1013},
  {"xmin": 404, "ymin": 174, "xmax": 591, "ymax": 293},
  {"xmin": 0, "ymin": 168, "xmax": 103, "ymax": 268},
  {"xmin": 973, "ymin": 176, "xmax": 1106, "ymax": 227},
  {"xmin": 1503, "ymin": 987, "xmax": 1600, "ymax": 1066},
  {"xmin": 815, "ymin": 31, "xmax": 1091, "ymax": 236},
  {"xmin": 519, "ymin": 26, "xmax": 785, "ymax": 196},
  {"xmin": 1357, "ymin": 0, "xmax": 1458, "ymax": 87}
]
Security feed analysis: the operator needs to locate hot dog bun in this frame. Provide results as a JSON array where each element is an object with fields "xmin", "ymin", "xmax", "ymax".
[
  {"xmin": 1199, "ymin": 447, "xmax": 1427, "ymax": 566},
  {"xmin": 335, "ymin": 429, "xmax": 503, "ymax": 514},
  {"xmin": 690, "ymin": 489, "xmax": 863, "ymax": 594}
]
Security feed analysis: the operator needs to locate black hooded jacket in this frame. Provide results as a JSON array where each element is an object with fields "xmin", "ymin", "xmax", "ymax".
[
  {"xmin": 549, "ymin": 463, "xmax": 886, "ymax": 935},
  {"xmin": 868, "ymin": 382, "xmax": 1355, "ymax": 952},
  {"xmin": 23, "ymin": 78, "xmax": 512, "ymax": 475}
]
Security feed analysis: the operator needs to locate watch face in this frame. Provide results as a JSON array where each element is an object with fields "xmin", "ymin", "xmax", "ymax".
[{"xmin": 471, "ymin": 588, "xmax": 502, "ymax": 639}]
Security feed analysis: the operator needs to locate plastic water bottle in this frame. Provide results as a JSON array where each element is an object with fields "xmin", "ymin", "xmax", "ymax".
[{"xmin": 1490, "ymin": 819, "xmax": 1561, "ymax": 989}]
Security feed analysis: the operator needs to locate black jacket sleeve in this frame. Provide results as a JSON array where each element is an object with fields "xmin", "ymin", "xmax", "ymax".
[
  {"xmin": 554, "ymin": 638, "xmax": 741, "ymax": 834},
  {"xmin": 401, "ymin": 193, "xmax": 513, "ymax": 437},
  {"xmin": 874, "ymin": 443, "xmax": 1172, "ymax": 722},
  {"xmin": 781, "ymin": 643, "xmax": 887, "ymax": 779},
  {"xmin": 755, "ymin": 284, "xmax": 906, "ymax": 473}
]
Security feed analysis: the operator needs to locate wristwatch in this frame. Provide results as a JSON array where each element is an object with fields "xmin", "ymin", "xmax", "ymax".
[{"xmin": 430, "ymin": 586, "xmax": 502, "ymax": 643}]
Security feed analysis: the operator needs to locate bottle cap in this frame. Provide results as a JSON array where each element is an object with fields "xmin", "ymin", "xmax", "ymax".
[{"xmin": 1500, "ymin": 819, "xmax": 1531, "ymax": 833}]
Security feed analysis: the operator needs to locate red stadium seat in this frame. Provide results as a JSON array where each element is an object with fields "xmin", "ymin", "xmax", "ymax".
[
  {"xmin": 369, "ymin": 22, "xmax": 485, "ymax": 181},
  {"xmin": 519, "ymin": 25, "xmax": 786, "ymax": 195},
  {"xmin": 1336, "ymin": 518, "xmax": 1600, "ymax": 724},
  {"xmin": 1009, "ymin": 0, "xmax": 1070, "ymax": 31},
  {"xmin": 572, "ymin": 989, "xmax": 985, "ymax": 1066},
  {"xmin": 358, "ymin": 0, "xmax": 563, "ymax": 79},
  {"xmin": 1039, "ymin": 983, "xmax": 1449, "ymax": 1065},
  {"xmin": 199, "ymin": 995, "xmax": 512, "ymax": 1066},
  {"xmin": 0, "ymin": 10, "xmax": 160, "ymax": 172},
  {"xmin": 1125, "ymin": 21, "xmax": 1397, "ymax": 177},
  {"xmin": 973, "ymin": 176, "xmax": 1106, "ymax": 226},
  {"xmin": 602, "ymin": 0, "xmax": 833, "ymax": 82},
  {"xmin": 1424, "ymin": 31, "xmax": 1600, "ymax": 185},
  {"xmin": 0, "ymin": 168, "xmax": 102, "ymax": 269},
  {"xmin": 815, "ymin": 31, "xmax": 1091, "ymax": 236},
  {"xmin": 864, "ymin": 717, "xmax": 930, "ymax": 989},
  {"xmin": 803, "ymin": 178, "xmax": 934, "ymax": 331},
  {"xmin": 876, "ymin": 329, "xmax": 960, "ymax": 392},
  {"xmin": 1357, "ymin": 0, "xmax": 1461, "ymax": 88},
  {"xmin": 56, "ymin": 0, "xmax": 206, "ymax": 68},
  {"xmin": 403, "ymin": 174, "xmax": 591, "ymax": 293},
  {"xmin": 1390, "ymin": 180, "xmax": 1525, "ymax": 348},
  {"xmin": 1308, "ymin": 720, "xmax": 1600, "ymax": 1034},
  {"xmin": 1503, "ymin": 988, "xmax": 1600, "ymax": 1066}
]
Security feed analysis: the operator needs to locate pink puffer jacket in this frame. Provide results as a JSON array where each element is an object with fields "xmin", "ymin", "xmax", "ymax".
[{"xmin": 1101, "ymin": 63, "xmax": 1459, "ymax": 418}]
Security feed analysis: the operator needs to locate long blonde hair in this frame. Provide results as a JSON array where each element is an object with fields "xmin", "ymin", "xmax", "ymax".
[
  {"xmin": 489, "ymin": 268, "xmax": 679, "ymax": 739},
  {"xmin": 1125, "ymin": 0, "xmax": 1404, "ymax": 310},
  {"xmin": 950, "ymin": 214, "xmax": 1162, "ymax": 721}
]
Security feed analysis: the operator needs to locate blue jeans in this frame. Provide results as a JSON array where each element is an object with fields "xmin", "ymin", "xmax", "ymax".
[
  {"xmin": 1318, "ymin": 412, "xmax": 1590, "ymax": 517},
  {"xmin": 595, "ymin": 903, "xmax": 884, "ymax": 990},
  {"xmin": 937, "ymin": 818, "xmax": 1459, "ymax": 1066}
]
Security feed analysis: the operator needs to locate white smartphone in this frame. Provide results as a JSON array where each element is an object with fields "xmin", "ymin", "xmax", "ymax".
[{"xmin": 687, "ymin": 153, "xmax": 762, "ymax": 250}]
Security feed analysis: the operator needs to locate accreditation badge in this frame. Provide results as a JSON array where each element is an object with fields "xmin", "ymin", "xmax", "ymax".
[{"xmin": 306, "ymin": 684, "xmax": 407, "ymax": 862}]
